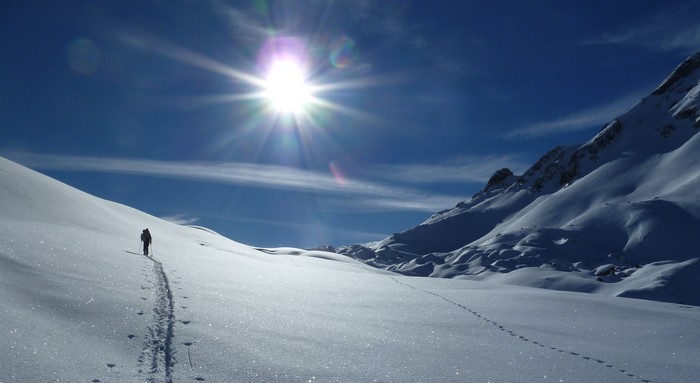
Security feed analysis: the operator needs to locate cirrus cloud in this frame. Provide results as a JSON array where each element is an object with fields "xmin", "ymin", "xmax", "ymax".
[{"xmin": 5, "ymin": 152, "xmax": 467, "ymax": 213}]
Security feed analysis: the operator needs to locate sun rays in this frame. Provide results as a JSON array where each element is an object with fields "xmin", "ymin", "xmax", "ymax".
[{"xmin": 116, "ymin": 22, "xmax": 394, "ymax": 175}]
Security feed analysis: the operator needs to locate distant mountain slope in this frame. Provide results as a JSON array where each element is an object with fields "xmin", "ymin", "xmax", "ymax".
[{"xmin": 340, "ymin": 51, "xmax": 700, "ymax": 305}]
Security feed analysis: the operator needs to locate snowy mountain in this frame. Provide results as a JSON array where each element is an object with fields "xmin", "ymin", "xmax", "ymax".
[
  {"xmin": 340, "ymin": 51, "xmax": 700, "ymax": 306},
  {"xmin": 2, "ymin": 156, "xmax": 700, "ymax": 382}
]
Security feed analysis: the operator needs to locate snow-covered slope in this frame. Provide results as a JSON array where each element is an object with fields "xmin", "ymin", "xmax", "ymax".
[
  {"xmin": 3, "ymin": 156, "xmax": 700, "ymax": 382},
  {"xmin": 340, "ymin": 51, "xmax": 700, "ymax": 306}
]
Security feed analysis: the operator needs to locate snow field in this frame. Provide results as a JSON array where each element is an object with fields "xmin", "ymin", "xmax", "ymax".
[{"xmin": 2, "ymin": 156, "xmax": 700, "ymax": 382}]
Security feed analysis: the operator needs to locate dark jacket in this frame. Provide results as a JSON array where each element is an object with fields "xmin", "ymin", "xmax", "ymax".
[{"xmin": 141, "ymin": 229, "xmax": 152, "ymax": 244}]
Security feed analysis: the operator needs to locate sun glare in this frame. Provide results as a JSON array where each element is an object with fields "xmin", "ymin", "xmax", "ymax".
[{"xmin": 263, "ymin": 59, "xmax": 311, "ymax": 114}]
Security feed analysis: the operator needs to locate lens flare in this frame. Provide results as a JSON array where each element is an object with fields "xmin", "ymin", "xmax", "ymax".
[
  {"xmin": 329, "ymin": 161, "xmax": 347, "ymax": 186},
  {"xmin": 329, "ymin": 36, "xmax": 357, "ymax": 69}
]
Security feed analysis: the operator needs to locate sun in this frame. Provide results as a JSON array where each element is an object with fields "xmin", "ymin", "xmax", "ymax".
[{"xmin": 263, "ymin": 59, "xmax": 312, "ymax": 114}]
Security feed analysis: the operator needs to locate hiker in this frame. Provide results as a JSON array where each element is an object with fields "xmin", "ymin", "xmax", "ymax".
[{"xmin": 141, "ymin": 228, "xmax": 152, "ymax": 256}]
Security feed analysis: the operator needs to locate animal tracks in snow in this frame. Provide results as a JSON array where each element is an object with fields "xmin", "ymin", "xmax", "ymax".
[{"xmin": 390, "ymin": 276, "xmax": 653, "ymax": 383}]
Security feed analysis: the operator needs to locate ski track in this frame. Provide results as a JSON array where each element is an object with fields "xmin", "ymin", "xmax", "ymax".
[
  {"xmin": 390, "ymin": 276, "xmax": 653, "ymax": 383},
  {"xmin": 139, "ymin": 255, "xmax": 176, "ymax": 383}
]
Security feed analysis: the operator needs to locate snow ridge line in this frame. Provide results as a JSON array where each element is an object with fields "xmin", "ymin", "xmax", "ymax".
[
  {"xmin": 139, "ymin": 257, "xmax": 176, "ymax": 383},
  {"xmin": 389, "ymin": 276, "xmax": 652, "ymax": 383}
]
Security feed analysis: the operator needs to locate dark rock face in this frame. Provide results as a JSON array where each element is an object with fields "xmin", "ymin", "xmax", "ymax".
[
  {"xmin": 653, "ymin": 51, "xmax": 700, "ymax": 95},
  {"xmin": 559, "ymin": 170, "xmax": 576, "ymax": 186},
  {"xmin": 568, "ymin": 118, "xmax": 623, "ymax": 182},
  {"xmin": 657, "ymin": 124, "xmax": 677, "ymax": 138},
  {"xmin": 519, "ymin": 146, "xmax": 567, "ymax": 191},
  {"xmin": 674, "ymin": 105, "xmax": 696, "ymax": 120},
  {"xmin": 577, "ymin": 119, "xmax": 623, "ymax": 161},
  {"xmin": 337, "ymin": 244, "xmax": 375, "ymax": 260},
  {"xmin": 486, "ymin": 168, "xmax": 513, "ymax": 188}
]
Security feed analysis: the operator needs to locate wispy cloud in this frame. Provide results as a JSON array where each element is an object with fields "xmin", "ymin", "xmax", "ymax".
[
  {"xmin": 210, "ymin": 1, "xmax": 271, "ymax": 42},
  {"xmin": 6, "ymin": 153, "xmax": 464, "ymax": 213},
  {"xmin": 581, "ymin": 3, "xmax": 700, "ymax": 53},
  {"xmin": 161, "ymin": 214, "xmax": 200, "ymax": 226},
  {"xmin": 370, "ymin": 155, "xmax": 529, "ymax": 184},
  {"xmin": 505, "ymin": 91, "xmax": 644, "ymax": 139}
]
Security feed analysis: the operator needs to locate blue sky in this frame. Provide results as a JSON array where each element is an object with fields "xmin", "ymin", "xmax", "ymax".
[{"xmin": 2, "ymin": 1, "xmax": 699, "ymax": 248}]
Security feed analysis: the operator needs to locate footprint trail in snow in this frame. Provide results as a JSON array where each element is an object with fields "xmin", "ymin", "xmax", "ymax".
[
  {"xmin": 390, "ymin": 276, "xmax": 653, "ymax": 383},
  {"xmin": 139, "ymin": 256, "xmax": 176, "ymax": 383}
]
